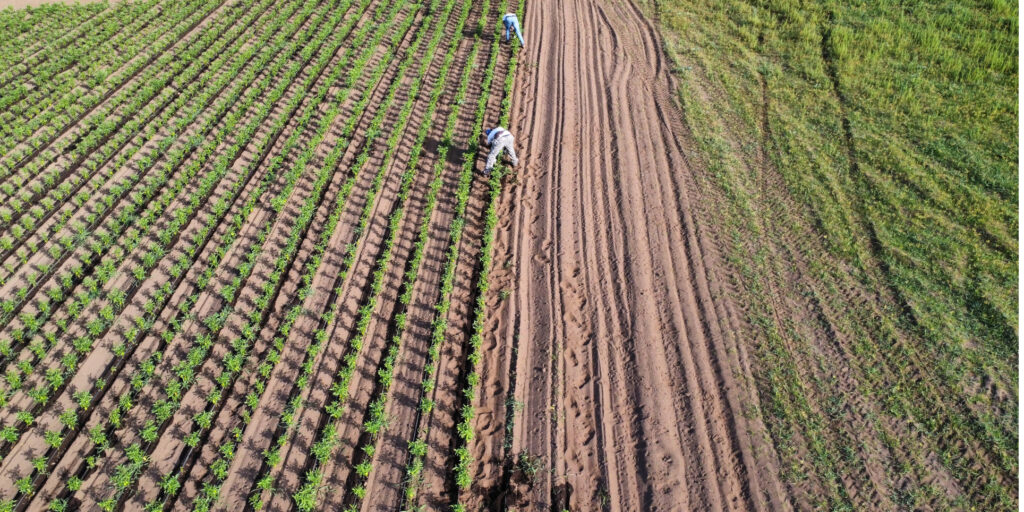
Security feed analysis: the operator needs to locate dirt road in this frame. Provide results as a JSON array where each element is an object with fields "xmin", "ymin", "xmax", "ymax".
[{"xmin": 471, "ymin": 0, "xmax": 792, "ymax": 509}]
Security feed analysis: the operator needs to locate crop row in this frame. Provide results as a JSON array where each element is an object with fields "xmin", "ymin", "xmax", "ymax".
[
  {"xmin": 0, "ymin": 0, "xmax": 158, "ymax": 88},
  {"xmin": 0, "ymin": 0, "xmax": 302, "ymax": 429},
  {"xmin": 0, "ymin": 2, "xmax": 112, "ymax": 106},
  {"xmin": 339, "ymin": 0, "xmax": 483, "ymax": 508},
  {"xmin": 125, "ymin": 2, "xmax": 420, "ymax": 510},
  {"xmin": 90, "ymin": 13, "xmax": 388, "ymax": 512},
  {"xmin": 451, "ymin": 5, "xmax": 522, "ymax": 502},
  {"xmin": 0, "ymin": 0, "xmax": 276, "ymax": 424},
  {"xmin": 0, "ymin": 0, "xmax": 301, "ymax": 374},
  {"xmin": 45, "ymin": 1, "xmax": 368, "ymax": 507},
  {"xmin": 0, "ymin": 0, "xmax": 166, "ymax": 146},
  {"xmin": 0, "ymin": 0, "xmax": 237, "ymax": 253},
  {"xmin": 283, "ymin": 0, "xmax": 470, "ymax": 507},
  {"xmin": 397, "ymin": 0, "xmax": 510, "ymax": 505},
  {"xmin": 0, "ymin": 2, "xmax": 107, "ymax": 75},
  {"xmin": 396, "ymin": 35, "xmax": 482, "ymax": 510},
  {"xmin": 0, "ymin": 0, "xmax": 246, "ymax": 272},
  {"xmin": 0, "ymin": 1, "xmax": 526, "ymax": 509},
  {"xmin": 0, "ymin": 1, "xmax": 247, "ymax": 305},
  {"xmin": 0, "ymin": 0, "xmax": 157, "ymax": 101},
  {"xmin": 152, "ymin": 6, "xmax": 422, "ymax": 506},
  {"xmin": 0, "ymin": 0, "xmax": 352, "ymax": 505},
  {"xmin": 168, "ymin": 0, "xmax": 452, "ymax": 508},
  {"xmin": 231, "ymin": 23, "xmax": 423, "ymax": 503},
  {"xmin": 0, "ymin": 0, "xmax": 221, "ymax": 181},
  {"xmin": 0, "ymin": 0, "xmax": 294, "ymax": 380}
]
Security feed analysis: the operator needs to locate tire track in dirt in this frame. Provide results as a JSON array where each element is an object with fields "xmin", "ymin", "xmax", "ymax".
[{"xmin": 476, "ymin": 0, "xmax": 791, "ymax": 509}]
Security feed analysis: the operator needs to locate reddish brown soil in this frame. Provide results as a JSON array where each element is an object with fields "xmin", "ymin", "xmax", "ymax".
[{"xmin": 469, "ymin": 0, "xmax": 791, "ymax": 509}]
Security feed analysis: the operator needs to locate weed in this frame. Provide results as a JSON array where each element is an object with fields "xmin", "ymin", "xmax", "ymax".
[{"xmin": 515, "ymin": 450, "xmax": 544, "ymax": 482}]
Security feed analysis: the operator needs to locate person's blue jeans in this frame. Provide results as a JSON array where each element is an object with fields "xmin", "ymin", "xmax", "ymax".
[{"xmin": 503, "ymin": 15, "xmax": 524, "ymax": 46}]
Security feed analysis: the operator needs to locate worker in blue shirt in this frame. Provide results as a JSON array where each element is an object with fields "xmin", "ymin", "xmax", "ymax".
[{"xmin": 503, "ymin": 13, "xmax": 525, "ymax": 47}]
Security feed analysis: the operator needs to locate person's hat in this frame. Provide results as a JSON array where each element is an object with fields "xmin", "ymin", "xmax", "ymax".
[{"xmin": 484, "ymin": 128, "xmax": 493, "ymax": 137}]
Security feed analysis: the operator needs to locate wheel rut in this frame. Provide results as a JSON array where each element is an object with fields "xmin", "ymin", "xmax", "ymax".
[{"xmin": 478, "ymin": 0, "xmax": 790, "ymax": 509}]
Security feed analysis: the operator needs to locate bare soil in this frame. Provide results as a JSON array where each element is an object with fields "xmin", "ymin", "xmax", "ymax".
[{"xmin": 470, "ymin": 0, "xmax": 790, "ymax": 509}]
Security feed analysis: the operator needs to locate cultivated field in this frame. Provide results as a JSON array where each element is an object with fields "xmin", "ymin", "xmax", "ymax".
[
  {"xmin": 0, "ymin": 0, "xmax": 522, "ymax": 509},
  {"xmin": 0, "ymin": 0, "xmax": 1017, "ymax": 511}
]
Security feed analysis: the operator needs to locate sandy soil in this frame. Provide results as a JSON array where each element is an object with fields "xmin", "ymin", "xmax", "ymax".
[{"xmin": 469, "ymin": 0, "xmax": 792, "ymax": 509}]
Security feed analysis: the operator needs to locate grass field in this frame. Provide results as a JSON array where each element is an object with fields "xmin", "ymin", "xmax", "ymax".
[{"xmin": 646, "ymin": 0, "xmax": 1018, "ymax": 509}]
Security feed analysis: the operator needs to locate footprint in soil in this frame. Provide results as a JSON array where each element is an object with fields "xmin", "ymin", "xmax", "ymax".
[
  {"xmin": 553, "ymin": 482, "xmax": 574, "ymax": 510},
  {"xmin": 488, "ymin": 475, "xmax": 574, "ymax": 511}
]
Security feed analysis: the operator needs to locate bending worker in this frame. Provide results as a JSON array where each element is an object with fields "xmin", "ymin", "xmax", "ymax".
[
  {"xmin": 503, "ymin": 13, "xmax": 525, "ymax": 47},
  {"xmin": 484, "ymin": 127, "xmax": 518, "ymax": 175}
]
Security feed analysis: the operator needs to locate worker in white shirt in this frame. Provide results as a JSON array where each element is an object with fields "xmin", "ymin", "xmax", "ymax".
[{"xmin": 483, "ymin": 127, "xmax": 519, "ymax": 175}]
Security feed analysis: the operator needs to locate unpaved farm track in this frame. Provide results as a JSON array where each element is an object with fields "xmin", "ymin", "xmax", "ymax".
[{"xmin": 474, "ymin": 0, "xmax": 791, "ymax": 509}]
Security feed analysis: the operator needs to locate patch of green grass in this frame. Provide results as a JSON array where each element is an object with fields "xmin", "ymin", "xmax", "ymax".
[{"xmin": 643, "ymin": 0, "xmax": 1017, "ymax": 509}]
